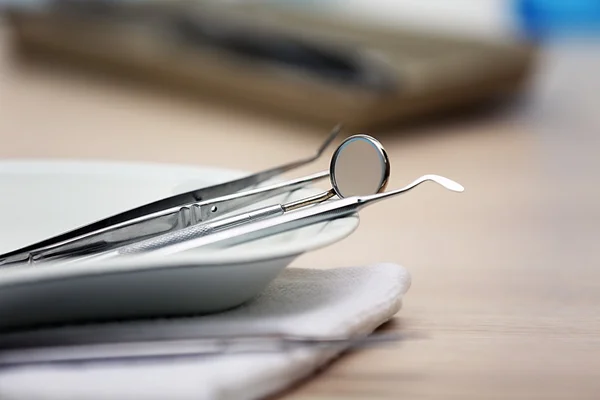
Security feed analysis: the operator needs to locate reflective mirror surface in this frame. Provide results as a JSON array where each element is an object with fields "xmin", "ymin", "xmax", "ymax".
[{"xmin": 330, "ymin": 135, "xmax": 389, "ymax": 198}]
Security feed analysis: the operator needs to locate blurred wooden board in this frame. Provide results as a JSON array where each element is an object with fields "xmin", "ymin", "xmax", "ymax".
[{"xmin": 2, "ymin": 0, "xmax": 536, "ymax": 130}]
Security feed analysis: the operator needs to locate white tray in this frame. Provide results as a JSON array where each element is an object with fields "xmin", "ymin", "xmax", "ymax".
[{"xmin": 0, "ymin": 159, "xmax": 359, "ymax": 330}]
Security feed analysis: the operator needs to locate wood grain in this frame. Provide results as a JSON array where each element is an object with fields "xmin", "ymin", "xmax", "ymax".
[{"xmin": 1, "ymin": 23, "xmax": 598, "ymax": 400}]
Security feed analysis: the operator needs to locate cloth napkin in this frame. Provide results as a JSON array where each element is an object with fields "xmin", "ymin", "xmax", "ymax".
[{"xmin": 0, "ymin": 263, "xmax": 411, "ymax": 400}]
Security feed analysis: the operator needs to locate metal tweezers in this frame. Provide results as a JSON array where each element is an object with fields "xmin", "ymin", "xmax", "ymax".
[{"xmin": 0, "ymin": 125, "xmax": 342, "ymax": 266}]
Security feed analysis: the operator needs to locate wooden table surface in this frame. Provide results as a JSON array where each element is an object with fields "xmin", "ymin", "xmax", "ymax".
[{"xmin": 1, "ymin": 24, "xmax": 599, "ymax": 399}]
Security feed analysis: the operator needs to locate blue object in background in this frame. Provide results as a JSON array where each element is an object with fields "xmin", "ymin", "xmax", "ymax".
[{"xmin": 515, "ymin": 0, "xmax": 600, "ymax": 39}]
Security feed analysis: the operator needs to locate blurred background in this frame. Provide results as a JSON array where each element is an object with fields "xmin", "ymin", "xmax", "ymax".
[
  {"xmin": 0, "ymin": 0, "xmax": 540, "ymax": 132},
  {"xmin": 0, "ymin": 1, "xmax": 599, "ymax": 396}
]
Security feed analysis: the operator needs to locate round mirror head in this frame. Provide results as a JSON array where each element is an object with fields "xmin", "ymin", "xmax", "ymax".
[{"xmin": 330, "ymin": 134, "xmax": 390, "ymax": 198}]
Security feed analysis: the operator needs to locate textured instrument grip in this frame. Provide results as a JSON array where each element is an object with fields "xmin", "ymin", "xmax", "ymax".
[
  {"xmin": 119, "ymin": 223, "xmax": 215, "ymax": 255},
  {"xmin": 116, "ymin": 204, "xmax": 284, "ymax": 256}
]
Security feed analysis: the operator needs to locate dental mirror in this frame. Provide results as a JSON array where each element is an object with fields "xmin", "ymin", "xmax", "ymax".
[
  {"xmin": 330, "ymin": 134, "xmax": 389, "ymax": 198},
  {"xmin": 284, "ymin": 134, "xmax": 390, "ymax": 211}
]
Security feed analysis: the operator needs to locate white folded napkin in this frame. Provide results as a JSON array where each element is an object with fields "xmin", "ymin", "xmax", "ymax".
[{"xmin": 0, "ymin": 263, "xmax": 411, "ymax": 400}]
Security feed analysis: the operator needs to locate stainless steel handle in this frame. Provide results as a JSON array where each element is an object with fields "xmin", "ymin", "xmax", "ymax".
[
  {"xmin": 77, "ymin": 200, "xmax": 356, "ymax": 262},
  {"xmin": 81, "ymin": 175, "xmax": 463, "ymax": 262},
  {"xmin": 0, "ymin": 172, "xmax": 326, "ymax": 266},
  {"xmin": 117, "ymin": 204, "xmax": 285, "ymax": 256}
]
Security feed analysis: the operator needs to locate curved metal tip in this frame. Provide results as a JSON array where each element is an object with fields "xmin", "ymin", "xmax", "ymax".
[
  {"xmin": 422, "ymin": 174, "xmax": 464, "ymax": 193},
  {"xmin": 364, "ymin": 174, "xmax": 465, "ymax": 204}
]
